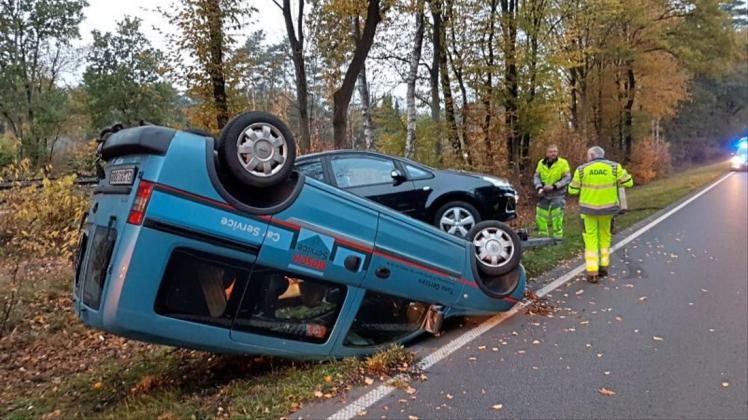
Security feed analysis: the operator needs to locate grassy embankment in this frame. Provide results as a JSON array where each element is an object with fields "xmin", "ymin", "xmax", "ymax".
[{"xmin": 1, "ymin": 162, "xmax": 729, "ymax": 419}]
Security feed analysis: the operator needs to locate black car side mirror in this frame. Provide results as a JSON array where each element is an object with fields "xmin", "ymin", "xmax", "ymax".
[{"xmin": 391, "ymin": 169, "xmax": 406, "ymax": 185}]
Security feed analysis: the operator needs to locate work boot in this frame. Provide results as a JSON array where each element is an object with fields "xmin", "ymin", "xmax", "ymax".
[
  {"xmin": 586, "ymin": 272, "xmax": 599, "ymax": 283},
  {"xmin": 599, "ymin": 267, "xmax": 608, "ymax": 277}
]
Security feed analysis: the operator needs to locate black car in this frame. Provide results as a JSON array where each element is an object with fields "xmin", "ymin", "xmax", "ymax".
[{"xmin": 295, "ymin": 150, "xmax": 518, "ymax": 237}]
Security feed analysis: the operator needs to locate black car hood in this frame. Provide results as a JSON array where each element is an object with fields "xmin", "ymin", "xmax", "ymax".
[{"xmin": 443, "ymin": 169, "xmax": 512, "ymax": 186}]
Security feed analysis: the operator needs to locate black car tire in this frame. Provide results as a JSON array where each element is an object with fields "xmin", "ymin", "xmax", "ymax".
[
  {"xmin": 434, "ymin": 201, "xmax": 481, "ymax": 237},
  {"xmin": 467, "ymin": 220, "xmax": 522, "ymax": 276},
  {"xmin": 219, "ymin": 112, "xmax": 296, "ymax": 189}
]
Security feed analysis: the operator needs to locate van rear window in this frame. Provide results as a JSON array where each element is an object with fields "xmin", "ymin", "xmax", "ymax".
[{"xmin": 81, "ymin": 225, "xmax": 117, "ymax": 310}]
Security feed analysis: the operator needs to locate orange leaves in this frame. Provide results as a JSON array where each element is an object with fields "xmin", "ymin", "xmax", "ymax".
[{"xmin": 598, "ymin": 387, "xmax": 616, "ymax": 396}]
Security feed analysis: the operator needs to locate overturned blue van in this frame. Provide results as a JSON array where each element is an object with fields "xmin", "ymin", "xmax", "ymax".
[{"xmin": 73, "ymin": 112, "xmax": 525, "ymax": 358}]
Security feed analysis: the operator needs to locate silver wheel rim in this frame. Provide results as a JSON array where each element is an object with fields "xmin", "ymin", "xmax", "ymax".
[
  {"xmin": 439, "ymin": 206, "xmax": 476, "ymax": 237},
  {"xmin": 473, "ymin": 227, "xmax": 514, "ymax": 268},
  {"xmin": 236, "ymin": 122, "xmax": 288, "ymax": 177}
]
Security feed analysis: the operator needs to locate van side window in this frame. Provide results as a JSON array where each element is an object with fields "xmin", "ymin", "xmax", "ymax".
[
  {"xmin": 155, "ymin": 249, "xmax": 248, "ymax": 328},
  {"xmin": 233, "ymin": 267, "xmax": 346, "ymax": 343},
  {"xmin": 344, "ymin": 291, "xmax": 428, "ymax": 347}
]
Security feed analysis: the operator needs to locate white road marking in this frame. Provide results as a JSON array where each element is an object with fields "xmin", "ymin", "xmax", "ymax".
[{"xmin": 328, "ymin": 171, "xmax": 734, "ymax": 420}]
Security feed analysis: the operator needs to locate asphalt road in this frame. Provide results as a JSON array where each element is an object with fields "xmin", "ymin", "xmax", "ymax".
[{"xmin": 299, "ymin": 171, "xmax": 748, "ymax": 420}]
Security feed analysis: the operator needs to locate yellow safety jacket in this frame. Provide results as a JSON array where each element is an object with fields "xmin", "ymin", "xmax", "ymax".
[
  {"xmin": 568, "ymin": 158, "xmax": 633, "ymax": 215},
  {"xmin": 533, "ymin": 157, "xmax": 571, "ymax": 197}
]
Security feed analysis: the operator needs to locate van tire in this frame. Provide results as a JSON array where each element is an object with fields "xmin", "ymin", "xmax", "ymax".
[
  {"xmin": 467, "ymin": 221, "xmax": 522, "ymax": 276},
  {"xmin": 219, "ymin": 112, "xmax": 297, "ymax": 189}
]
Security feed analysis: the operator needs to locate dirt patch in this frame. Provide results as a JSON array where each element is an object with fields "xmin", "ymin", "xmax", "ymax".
[{"xmin": 521, "ymin": 290, "xmax": 556, "ymax": 316}]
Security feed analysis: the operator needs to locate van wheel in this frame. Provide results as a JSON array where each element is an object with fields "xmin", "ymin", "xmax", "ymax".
[
  {"xmin": 219, "ymin": 112, "xmax": 296, "ymax": 188},
  {"xmin": 467, "ymin": 221, "xmax": 522, "ymax": 276}
]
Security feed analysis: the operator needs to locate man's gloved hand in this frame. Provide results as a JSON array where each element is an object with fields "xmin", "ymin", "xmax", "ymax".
[
  {"xmin": 537, "ymin": 187, "xmax": 544, "ymax": 196},
  {"xmin": 543, "ymin": 184, "xmax": 554, "ymax": 192}
]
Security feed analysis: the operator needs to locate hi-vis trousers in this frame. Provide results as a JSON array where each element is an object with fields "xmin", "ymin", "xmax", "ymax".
[
  {"xmin": 581, "ymin": 214, "xmax": 613, "ymax": 275},
  {"xmin": 536, "ymin": 196, "xmax": 565, "ymax": 239}
]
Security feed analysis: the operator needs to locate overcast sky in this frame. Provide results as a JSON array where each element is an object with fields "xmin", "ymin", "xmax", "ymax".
[
  {"xmin": 76, "ymin": 0, "xmax": 286, "ymax": 56},
  {"xmin": 72, "ymin": 0, "xmax": 405, "ymax": 99}
]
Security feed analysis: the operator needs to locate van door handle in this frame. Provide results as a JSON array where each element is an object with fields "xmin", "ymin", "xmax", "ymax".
[
  {"xmin": 375, "ymin": 267, "xmax": 391, "ymax": 279},
  {"xmin": 344, "ymin": 255, "xmax": 361, "ymax": 272}
]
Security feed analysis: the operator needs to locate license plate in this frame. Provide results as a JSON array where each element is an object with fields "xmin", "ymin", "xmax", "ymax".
[{"xmin": 109, "ymin": 167, "xmax": 135, "ymax": 185}]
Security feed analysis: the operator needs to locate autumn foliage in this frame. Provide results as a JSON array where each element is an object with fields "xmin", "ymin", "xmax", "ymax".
[
  {"xmin": 0, "ymin": 160, "xmax": 89, "ymax": 260},
  {"xmin": 627, "ymin": 137, "xmax": 673, "ymax": 184}
]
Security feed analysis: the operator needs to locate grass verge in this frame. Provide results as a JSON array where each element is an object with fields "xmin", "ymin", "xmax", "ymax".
[{"xmin": 1, "ymin": 162, "xmax": 729, "ymax": 419}]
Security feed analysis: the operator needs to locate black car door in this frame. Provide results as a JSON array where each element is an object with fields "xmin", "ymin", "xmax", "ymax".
[
  {"xmin": 400, "ymin": 162, "xmax": 435, "ymax": 220},
  {"xmin": 328, "ymin": 154, "xmax": 418, "ymax": 215}
]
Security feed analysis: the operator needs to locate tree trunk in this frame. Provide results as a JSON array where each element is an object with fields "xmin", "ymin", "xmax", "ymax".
[
  {"xmin": 520, "ymin": 0, "xmax": 544, "ymax": 170},
  {"xmin": 570, "ymin": 68, "xmax": 579, "ymax": 130},
  {"xmin": 333, "ymin": 0, "xmax": 383, "ymax": 149},
  {"xmin": 429, "ymin": 0, "xmax": 442, "ymax": 159},
  {"xmin": 281, "ymin": 0, "xmax": 311, "ymax": 153},
  {"xmin": 405, "ymin": 2, "xmax": 425, "ymax": 159},
  {"xmin": 206, "ymin": 0, "xmax": 229, "ymax": 129},
  {"xmin": 352, "ymin": 16, "xmax": 375, "ymax": 150},
  {"xmin": 623, "ymin": 64, "xmax": 636, "ymax": 161},
  {"xmin": 437, "ymin": 0, "xmax": 459, "ymax": 158},
  {"xmin": 501, "ymin": 0, "xmax": 519, "ymax": 169},
  {"xmin": 356, "ymin": 64, "xmax": 375, "ymax": 150},
  {"xmin": 482, "ymin": 0, "xmax": 498, "ymax": 165},
  {"xmin": 595, "ymin": 60, "xmax": 603, "ymax": 144},
  {"xmin": 446, "ymin": 0, "xmax": 470, "ymax": 164}
]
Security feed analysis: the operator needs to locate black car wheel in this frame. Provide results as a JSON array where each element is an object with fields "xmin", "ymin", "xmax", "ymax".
[
  {"xmin": 219, "ymin": 112, "xmax": 296, "ymax": 188},
  {"xmin": 467, "ymin": 221, "xmax": 522, "ymax": 276},
  {"xmin": 434, "ymin": 201, "xmax": 481, "ymax": 237}
]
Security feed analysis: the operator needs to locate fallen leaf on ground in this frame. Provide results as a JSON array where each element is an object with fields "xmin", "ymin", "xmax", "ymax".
[
  {"xmin": 492, "ymin": 404, "xmax": 504, "ymax": 410},
  {"xmin": 364, "ymin": 377, "xmax": 374, "ymax": 385},
  {"xmin": 357, "ymin": 410, "xmax": 367, "ymax": 417},
  {"xmin": 405, "ymin": 386, "xmax": 417, "ymax": 395},
  {"xmin": 576, "ymin": 290, "xmax": 584, "ymax": 295},
  {"xmin": 408, "ymin": 415, "xmax": 419, "ymax": 420},
  {"xmin": 324, "ymin": 375, "xmax": 333, "ymax": 383},
  {"xmin": 446, "ymin": 393, "xmax": 454, "ymax": 400},
  {"xmin": 314, "ymin": 390, "xmax": 323, "ymax": 398},
  {"xmin": 653, "ymin": 336, "xmax": 664, "ymax": 341},
  {"xmin": 532, "ymin": 340, "xmax": 541, "ymax": 344},
  {"xmin": 598, "ymin": 387, "xmax": 616, "ymax": 396},
  {"xmin": 639, "ymin": 296, "xmax": 648, "ymax": 301},
  {"xmin": 722, "ymin": 382, "xmax": 729, "ymax": 388},
  {"xmin": 92, "ymin": 382, "xmax": 103, "ymax": 390}
]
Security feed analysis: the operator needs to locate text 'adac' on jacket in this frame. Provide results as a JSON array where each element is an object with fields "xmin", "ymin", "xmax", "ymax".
[{"xmin": 568, "ymin": 158, "xmax": 633, "ymax": 215}]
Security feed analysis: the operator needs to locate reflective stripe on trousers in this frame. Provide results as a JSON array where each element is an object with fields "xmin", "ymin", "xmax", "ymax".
[
  {"xmin": 581, "ymin": 214, "xmax": 613, "ymax": 274},
  {"xmin": 536, "ymin": 196, "xmax": 565, "ymax": 239}
]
